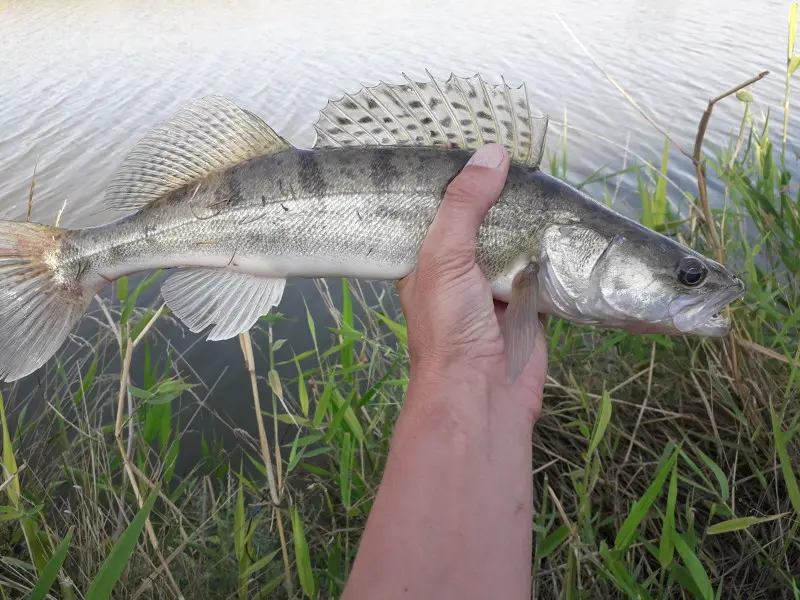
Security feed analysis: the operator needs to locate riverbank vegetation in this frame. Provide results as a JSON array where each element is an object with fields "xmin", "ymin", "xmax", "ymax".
[{"xmin": 1, "ymin": 10, "xmax": 800, "ymax": 600}]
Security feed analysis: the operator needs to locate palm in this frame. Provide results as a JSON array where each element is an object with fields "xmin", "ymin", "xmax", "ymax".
[
  {"xmin": 400, "ymin": 261, "xmax": 547, "ymax": 413},
  {"xmin": 397, "ymin": 142, "xmax": 546, "ymax": 417}
]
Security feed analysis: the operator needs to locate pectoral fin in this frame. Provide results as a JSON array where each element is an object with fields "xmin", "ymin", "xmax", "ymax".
[{"xmin": 503, "ymin": 263, "xmax": 540, "ymax": 383}]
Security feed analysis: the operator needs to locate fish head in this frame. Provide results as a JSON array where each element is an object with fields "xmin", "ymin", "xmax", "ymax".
[
  {"xmin": 541, "ymin": 222, "xmax": 745, "ymax": 336},
  {"xmin": 664, "ymin": 253, "xmax": 746, "ymax": 336}
]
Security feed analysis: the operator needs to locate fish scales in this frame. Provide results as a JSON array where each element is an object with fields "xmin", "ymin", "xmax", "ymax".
[{"xmin": 69, "ymin": 146, "xmax": 547, "ymax": 288}]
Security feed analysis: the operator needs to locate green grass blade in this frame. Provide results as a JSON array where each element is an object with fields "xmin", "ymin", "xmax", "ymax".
[
  {"xmin": 253, "ymin": 574, "xmax": 285, "ymax": 600},
  {"xmin": 615, "ymin": 443, "xmax": 679, "ymax": 551},
  {"xmin": 375, "ymin": 312, "xmax": 407, "ymax": 345},
  {"xmin": 339, "ymin": 432, "xmax": 353, "ymax": 509},
  {"xmin": 538, "ymin": 524, "xmax": 570, "ymax": 559},
  {"xmin": 116, "ymin": 276, "xmax": 128, "ymax": 303},
  {"xmin": 715, "ymin": 579, "xmax": 725, "ymax": 600},
  {"xmin": 355, "ymin": 355, "xmax": 400, "ymax": 410},
  {"xmin": 129, "ymin": 306, "xmax": 161, "ymax": 342},
  {"xmin": 789, "ymin": 2, "xmax": 798, "ymax": 58},
  {"xmin": 295, "ymin": 358, "xmax": 310, "ymax": 418},
  {"xmin": 638, "ymin": 173, "xmax": 653, "ymax": 228},
  {"xmin": 672, "ymin": 531, "xmax": 713, "ymax": 600},
  {"xmin": 291, "ymin": 505, "xmax": 316, "ymax": 598},
  {"xmin": 588, "ymin": 390, "xmax": 612, "ymax": 455},
  {"xmin": 0, "ymin": 392, "xmax": 49, "ymax": 574},
  {"xmin": 241, "ymin": 548, "xmax": 281, "ymax": 580},
  {"xmin": 565, "ymin": 543, "xmax": 577, "ymax": 600},
  {"xmin": 28, "ymin": 527, "xmax": 73, "ymax": 600},
  {"xmin": 707, "ymin": 513, "xmax": 787, "ymax": 535},
  {"xmin": 312, "ymin": 378, "xmax": 333, "ymax": 428},
  {"xmin": 306, "ymin": 308, "xmax": 318, "ymax": 357},
  {"xmin": 672, "ymin": 564, "xmax": 707, "ymax": 600},
  {"xmin": 659, "ymin": 458, "xmax": 679, "ymax": 567},
  {"xmin": 549, "ymin": 319, "xmax": 565, "ymax": 355},
  {"xmin": 234, "ymin": 470, "xmax": 246, "ymax": 567},
  {"xmin": 771, "ymin": 410, "xmax": 800, "ymax": 515},
  {"xmin": 653, "ymin": 137, "xmax": 669, "ymax": 226},
  {"xmin": 696, "ymin": 448, "xmax": 730, "ymax": 501},
  {"xmin": 0, "ymin": 506, "xmax": 24, "ymax": 520},
  {"xmin": 85, "ymin": 488, "xmax": 159, "ymax": 600},
  {"xmin": 790, "ymin": 56, "xmax": 800, "ymax": 77},
  {"xmin": 0, "ymin": 391, "xmax": 20, "ymax": 505},
  {"xmin": 76, "ymin": 353, "xmax": 99, "ymax": 404},
  {"xmin": 340, "ymin": 279, "xmax": 354, "ymax": 371},
  {"xmin": 328, "ymin": 389, "xmax": 364, "ymax": 443},
  {"xmin": 120, "ymin": 270, "xmax": 161, "ymax": 326},
  {"xmin": 599, "ymin": 542, "xmax": 640, "ymax": 598},
  {"xmin": 4, "ymin": 557, "xmax": 35, "ymax": 571}
]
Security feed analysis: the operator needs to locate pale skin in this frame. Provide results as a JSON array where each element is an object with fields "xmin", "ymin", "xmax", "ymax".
[{"xmin": 341, "ymin": 143, "xmax": 548, "ymax": 600}]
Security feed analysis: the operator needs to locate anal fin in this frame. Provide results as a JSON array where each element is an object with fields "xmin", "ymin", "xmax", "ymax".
[
  {"xmin": 161, "ymin": 268, "xmax": 286, "ymax": 341},
  {"xmin": 503, "ymin": 263, "xmax": 540, "ymax": 383}
]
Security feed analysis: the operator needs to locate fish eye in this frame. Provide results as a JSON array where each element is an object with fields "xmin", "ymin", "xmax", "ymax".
[{"xmin": 677, "ymin": 257, "xmax": 707, "ymax": 287}]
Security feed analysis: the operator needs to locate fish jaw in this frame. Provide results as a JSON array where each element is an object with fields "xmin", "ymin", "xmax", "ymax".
[{"xmin": 670, "ymin": 277, "xmax": 746, "ymax": 336}]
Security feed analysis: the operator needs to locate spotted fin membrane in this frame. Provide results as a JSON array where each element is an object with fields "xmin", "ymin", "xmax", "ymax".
[{"xmin": 312, "ymin": 71, "xmax": 549, "ymax": 170}]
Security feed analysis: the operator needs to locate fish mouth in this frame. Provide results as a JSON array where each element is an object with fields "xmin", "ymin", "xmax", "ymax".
[{"xmin": 671, "ymin": 278, "xmax": 745, "ymax": 336}]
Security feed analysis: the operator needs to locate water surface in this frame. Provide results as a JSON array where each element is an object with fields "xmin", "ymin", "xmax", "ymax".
[{"xmin": 0, "ymin": 0, "xmax": 794, "ymax": 468}]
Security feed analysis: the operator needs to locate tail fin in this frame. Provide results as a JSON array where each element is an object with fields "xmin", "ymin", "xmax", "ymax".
[{"xmin": 0, "ymin": 221, "xmax": 92, "ymax": 382}]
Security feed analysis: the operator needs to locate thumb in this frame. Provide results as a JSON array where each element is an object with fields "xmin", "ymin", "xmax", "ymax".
[{"xmin": 421, "ymin": 143, "xmax": 510, "ymax": 268}]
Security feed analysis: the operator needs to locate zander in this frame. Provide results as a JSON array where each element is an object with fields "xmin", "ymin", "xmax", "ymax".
[{"xmin": 0, "ymin": 73, "xmax": 745, "ymax": 382}]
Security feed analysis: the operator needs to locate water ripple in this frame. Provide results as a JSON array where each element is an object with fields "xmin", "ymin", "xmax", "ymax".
[{"xmin": 0, "ymin": 0, "xmax": 793, "ymax": 226}]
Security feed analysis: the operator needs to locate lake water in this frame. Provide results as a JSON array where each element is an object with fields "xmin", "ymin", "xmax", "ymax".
[{"xmin": 0, "ymin": 0, "xmax": 795, "ymax": 468}]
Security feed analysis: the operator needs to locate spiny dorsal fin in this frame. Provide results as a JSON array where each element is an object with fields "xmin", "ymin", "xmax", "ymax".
[
  {"xmin": 312, "ymin": 71, "xmax": 549, "ymax": 169},
  {"xmin": 104, "ymin": 96, "xmax": 292, "ymax": 212},
  {"xmin": 161, "ymin": 268, "xmax": 286, "ymax": 341}
]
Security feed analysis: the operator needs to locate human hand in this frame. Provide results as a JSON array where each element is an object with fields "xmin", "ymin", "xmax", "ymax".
[
  {"xmin": 397, "ymin": 143, "xmax": 547, "ymax": 421},
  {"xmin": 343, "ymin": 144, "xmax": 546, "ymax": 600}
]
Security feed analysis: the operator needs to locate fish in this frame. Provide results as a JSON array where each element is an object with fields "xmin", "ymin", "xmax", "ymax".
[{"xmin": 0, "ymin": 72, "xmax": 745, "ymax": 383}]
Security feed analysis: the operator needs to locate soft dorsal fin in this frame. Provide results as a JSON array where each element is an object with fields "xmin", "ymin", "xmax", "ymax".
[
  {"xmin": 104, "ymin": 96, "xmax": 292, "ymax": 212},
  {"xmin": 312, "ymin": 71, "xmax": 549, "ymax": 169}
]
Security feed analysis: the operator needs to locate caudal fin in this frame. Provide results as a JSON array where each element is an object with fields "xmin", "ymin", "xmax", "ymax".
[{"xmin": 0, "ymin": 221, "xmax": 92, "ymax": 382}]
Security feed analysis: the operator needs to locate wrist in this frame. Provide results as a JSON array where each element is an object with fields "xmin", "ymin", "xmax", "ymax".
[
  {"xmin": 404, "ymin": 359, "xmax": 540, "ymax": 428},
  {"xmin": 409, "ymin": 351, "xmax": 505, "ymax": 388},
  {"xmin": 409, "ymin": 360, "xmax": 489, "ymax": 391}
]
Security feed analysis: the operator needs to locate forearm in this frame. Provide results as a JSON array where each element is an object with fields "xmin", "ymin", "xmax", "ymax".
[{"xmin": 342, "ymin": 370, "xmax": 535, "ymax": 600}]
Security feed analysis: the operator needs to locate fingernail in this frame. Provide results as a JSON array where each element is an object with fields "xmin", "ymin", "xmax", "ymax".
[{"xmin": 466, "ymin": 144, "xmax": 506, "ymax": 169}]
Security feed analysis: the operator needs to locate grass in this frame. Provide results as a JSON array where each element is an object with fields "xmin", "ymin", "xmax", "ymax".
[{"xmin": 1, "ymin": 13, "xmax": 800, "ymax": 600}]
